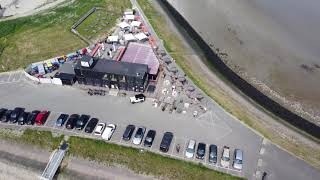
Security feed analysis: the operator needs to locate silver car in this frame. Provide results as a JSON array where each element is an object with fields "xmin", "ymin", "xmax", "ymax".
[
  {"xmin": 132, "ymin": 127, "xmax": 146, "ymax": 145},
  {"xmin": 233, "ymin": 149, "xmax": 243, "ymax": 170}
]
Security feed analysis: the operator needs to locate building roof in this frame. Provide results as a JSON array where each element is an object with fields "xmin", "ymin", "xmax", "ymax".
[
  {"xmin": 131, "ymin": 21, "xmax": 141, "ymax": 27},
  {"xmin": 121, "ymin": 42, "xmax": 160, "ymax": 75},
  {"xmin": 123, "ymin": 33, "xmax": 136, "ymax": 42},
  {"xmin": 125, "ymin": 14, "xmax": 135, "ymax": 20},
  {"xmin": 135, "ymin": 33, "xmax": 148, "ymax": 41},
  {"xmin": 118, "ymin": 21, "xmax": 130, "ymax": 29},
  {"xmin": 107, "ymin": 35, "xmax": 119, "ymax": 42},
  {"xmin": 59, "ymin": 62, "xmax": 75, "ymax": 75},
  {"xmin": 75, "ymin": 57, "xmax": 148, "ymax": 78}
]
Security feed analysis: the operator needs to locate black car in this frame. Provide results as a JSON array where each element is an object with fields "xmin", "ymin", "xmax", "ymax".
[
  {"xmin": 144, "ymin": 130, "xmax": 156, "ymax": 147},
  {"xmin": 55, "ymin": 114, "xmax": 69, "ymax": 127},
  {"xmin": 209, "ymin": 144, "xmax": 218, "ymax": 164},
  {"xmin": 18, "ymin": 112, "xmax": 30, "ymax": 125},
  {"xmin": 75, "ymin": 114, "xmax": 90, "ymax": 130},
  {"xmin": 3, "ymin": 110, "xmax": 13, "ymax": 123},
  {"xmin": 84, "ymin": 118, "xmax": 99, "ymax": 133},
  {"xmin": 66, "ymin": 114, "xmax": 80, "ymax": 129},
  {"xmin": 196, "ymin": 143, "xmax": 206, "ymax": 159},
  {"xmin": 10, "ymin": 107, "xmax": 24, "ymax": 123},
  {"xmin": 122, "ymin": 125, "xmax": 135, "ymax": 141},
  {"xmin": 0, "ymin": 108, "xmax": 8, "ymax": 120},
  {"xmin": 160, "ymin": 132, "xmax": 173, "ymax": 152},
  {"xmin": 26, "ymin": 110, "xmax": 40, "ymax": 125}
]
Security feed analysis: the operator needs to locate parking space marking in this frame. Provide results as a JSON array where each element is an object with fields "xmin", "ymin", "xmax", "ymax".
[
  {"xmin": 0, "ymin": 71, "xmax": 24, "ymax": 84},
  {"xmin": 170, "ymin": 136, "xmax": 176, "ymax": 155}
]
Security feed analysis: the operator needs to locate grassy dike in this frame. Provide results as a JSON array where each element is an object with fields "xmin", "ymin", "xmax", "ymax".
[
  {"xmin": 0, "ymin": 0, "xmax": 131, "ymax": 72},
  {"xmin": 136, "ymin": 0, "xmax": 320, "ymax": 169},
  {"xmin": 0, "ymin": 129, "xmax": 64, "ymax": 150},
  {"xmin": 0, "ymin": 129, "xmax": 243, "ymax": 180}
]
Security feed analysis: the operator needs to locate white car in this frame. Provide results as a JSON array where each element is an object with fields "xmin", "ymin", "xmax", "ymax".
[
  {"xmin": 130, "ymin": 94, "xmax": 145, "ymax": 104},
  {"xmin": 94, "ymin": 123, "xmax": 106, "ymax": 136},
  {"xmin": 101, "ymin": 124, "xmax": 116, "ymax": 141},
  {"xmin": 185, "ymin": 139, "xmax": 196, "ymax": 158},
  {"xmin": 221, "ymin": 146, "xmax": 230, "ymax": 168},
  {"xmin": 132, "ymin": 127, "xmax": 146, "ymax": 145}
]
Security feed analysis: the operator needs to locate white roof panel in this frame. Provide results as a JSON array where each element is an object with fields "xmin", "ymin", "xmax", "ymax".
[{"xmin": 118, "ymin": 22, "xmax": 130, "ymax": 29}]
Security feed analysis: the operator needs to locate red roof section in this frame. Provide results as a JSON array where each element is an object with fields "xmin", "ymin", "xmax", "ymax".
[{"xmin": 120, "ymin": 42, "xmax": 159, "ymax": 75}]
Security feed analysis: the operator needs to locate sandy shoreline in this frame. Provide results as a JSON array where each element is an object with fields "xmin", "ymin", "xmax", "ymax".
[
  {"xmin": 0, "ymin": 0, "xmax": 68, "ymax": 20},
  {"xmin": 166, "ymin": 0, "xmax": 320, "ymax": 125}
]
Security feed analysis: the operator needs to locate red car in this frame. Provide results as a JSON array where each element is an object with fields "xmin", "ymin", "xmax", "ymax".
[{"xmin": 35, "ymin": 111, "xmax": 50, "ymax": 125}]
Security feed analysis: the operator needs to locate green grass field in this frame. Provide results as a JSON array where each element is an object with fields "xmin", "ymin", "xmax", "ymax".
[
  {"xmin": 76, "ymin": 9, "xmax": 120, "ymax": 41},
  {"xmin": 0, "ymin": 0, "xmax": 131, "ymax": 72},
  {"xmin": 69, "ymin": 136, "xmax": 244, "ymax": 180},
  {"xmin": 0, "ymin": 129, "xmax": 63, "ymax": 150},
  {"xmin": 0, "ymin": 129, "xmax": 243, "ymax": 180}
]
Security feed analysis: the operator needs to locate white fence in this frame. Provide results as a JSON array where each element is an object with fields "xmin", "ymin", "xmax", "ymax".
[{"xmin": 24, "ymin": 71, "xmax": 62, "ymax": 86}]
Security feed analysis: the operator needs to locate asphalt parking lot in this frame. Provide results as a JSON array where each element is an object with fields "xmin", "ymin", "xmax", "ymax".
[
  {"xmin": 1, "ymin": 75, "xmax": 320, "ymax": 180},
  {"xmin": 0, "ymin": 77, "xmax": 262, "ymax": 178}
]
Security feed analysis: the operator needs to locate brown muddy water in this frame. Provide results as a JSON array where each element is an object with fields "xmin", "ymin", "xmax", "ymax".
[{"xmin": 166, "ymin": 0, "xmax": 320, "ymax": 124}]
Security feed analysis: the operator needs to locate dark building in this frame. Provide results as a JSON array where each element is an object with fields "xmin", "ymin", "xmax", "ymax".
[
  {"xmin": 55, "ymin": 63, "xmax": 76, "ymax": 85},
  {"xmin": 74, "ymin": 56, "xmax": 148, "ymax": 92}
]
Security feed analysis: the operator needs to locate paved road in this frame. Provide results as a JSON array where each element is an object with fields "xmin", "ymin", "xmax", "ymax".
[{"xmin": 256, "ymin": 139, "xmax": 320, "ymax": 180}]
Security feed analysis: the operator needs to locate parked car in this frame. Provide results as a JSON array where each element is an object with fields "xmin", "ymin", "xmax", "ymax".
[
  {"xmin": 35, "ymin": 111, "xmax": 50, "ymax": 125},
  {"xmin": 10, "ymin": 107, "xmax": 24, "ymax": 123},
  {"xmin": 196, "ymin": 143, "xmax": 206, "ymax": 159},
  {"xmin": 130, "ymin": 94, "xmax": 145, "ymax": 104},
  {"xmin": 122, "ymin": 125, "xmax": 135, "ymax": 141},
  {"xmin": 84, "ymin": 118, "xmax": 99, "ymax": 133},
  {"xmin": 185, "ymin": 139, "xmax": 196, "ymax": 158},
  {"xmin": 3, "ymin": 110, "xmax": 12, "ymax": 122},
  {"xmin": 94, "ymin": 122, "xmax": 106, "ymax": 135},
  {"xmin": 101, "ymin": 124, "xmax": 116, "ymax": 140},
  {"xmin": 144, "ymin": 130, "xmax": 156, "ymax": 147},
  {"xmin": 132, "ymin": 127, "xmax": 146, "ymax": 145},
  {"xmin": 18, "ymin": 112, "xmax": 30, "ymax": 125},
  {"xmin": 209, "ymin": 144, "xmax": 218, "ymax": 164},
  {"xmin": 221, "ymin": 146, "xmax": 231, "ymax": 168},
  {"xmin": 66, "ymin": 114, "xmax": 80, "ymax": 129},
  {"xmin": 55, "ymin": 114, "xmax": 69, "ymax": 127},
  {"xmin": 233, "ymin": 149, "xmax": 243, "ymax": 170},
  {"xmin": 160, "ymin": 132, "xmax": 173, "ymax": 153},
  {"xmin": 0, "ymin": 108, "xmax": 7, "ymax": 120},
  {"xmin": 75, "ymin": 114, "xmax": 90, "ymax": 130},
  {"xmin": 26, "ymin": 110, "xmax": 40, "ymax": 125}
]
